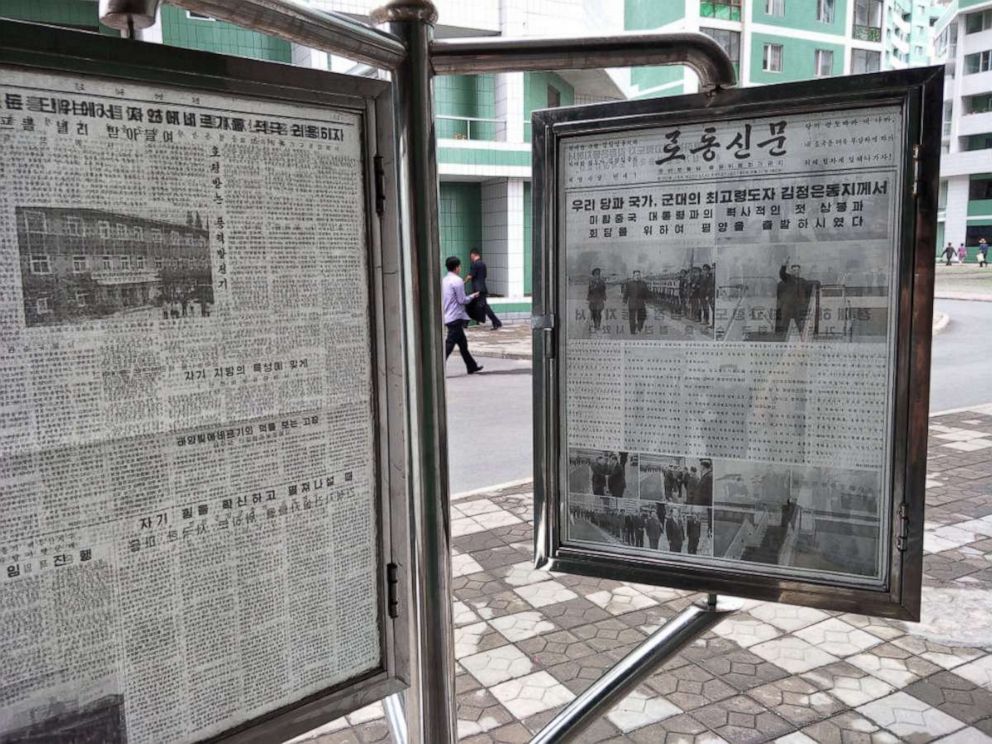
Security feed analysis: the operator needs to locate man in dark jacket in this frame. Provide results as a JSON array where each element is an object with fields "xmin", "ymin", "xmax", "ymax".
[
  {"xmin": 465, "ymin": 249, "xmax": 502, "ymax": 329},
  {"xmin": 587, "ymin": 268, "xmax": 607, "ymax": 330},
  {"xmin": 622, "ymin": 270, "xmax": 650, "ymax": 334}
]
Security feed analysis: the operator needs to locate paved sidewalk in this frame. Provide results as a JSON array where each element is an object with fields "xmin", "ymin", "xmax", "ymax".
[
  {"xmin": 300, "ymin": 409, "xmax": 992, "ymax": 743},
  {"xmin": 465, "ymin": 323, "xmax": 532, "ymax": 360}
]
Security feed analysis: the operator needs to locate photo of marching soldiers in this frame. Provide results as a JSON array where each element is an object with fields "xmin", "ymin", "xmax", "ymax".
[
  {"xmin": 16, "ymin": 206, "xmax": 214, "ymax": 327},
  {"xmin": 715, "ymin": 243, "xmax": 889, "ymax": 343},
  {"xmin": 712, "ymin": 460, "xmax": 881, "ymax": 579},
  {"xmin": 566, "ymin": 246, "xmax": 715, "ymax": 340},
  {"xmin": 566, "ymin": 450, "xmax": 714, "ymax": 557}
]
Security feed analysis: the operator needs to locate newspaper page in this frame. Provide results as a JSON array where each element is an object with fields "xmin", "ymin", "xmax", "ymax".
[
  {"xmin": 0, "ymin": 68, "xmax": 381, "ymax": 743},
  {"xmin": 562, "ymin": 105, "xmax": 902, "ymax": 588}
]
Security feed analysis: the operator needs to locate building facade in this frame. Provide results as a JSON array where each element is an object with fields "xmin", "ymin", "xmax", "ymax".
[
  {"xmin": 17, "ymin": 207, "xmax": 212, "ymax": 326},
  {"xmin": 932, "ymin": 0, "xmax": 992, "ymax": 256}
]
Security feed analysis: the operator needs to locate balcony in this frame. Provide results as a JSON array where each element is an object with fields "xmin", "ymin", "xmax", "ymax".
[
  {"xmin": 957, "ymin": 110, "xmax": 992, "ymax": 137},
  {"xmin": 436, "ymin": 114, "xmax": 501, "ymax": 141},
  {"xmin": 852, "ymin": 24, "xmax": 882, "ymax": 43},
  {"xmin": 941, "ymin": 149, "xmax": 992, "ymax": 177}
]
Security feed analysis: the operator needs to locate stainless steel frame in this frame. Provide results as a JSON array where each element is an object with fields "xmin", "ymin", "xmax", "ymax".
[
  {"xmin": 430, "ymin": 32, "xmax": 737, "ymax": 91},
  {"xmin": 0, "ymin": 20, "xmax": 409, "ymax": 744},
  {"xmin": 532, "ymin": 595, "xmax": 741, "ymax": 744},
  {"xmin": 532, "ymin": 67, "xmax": 943, "ymax": 621}
]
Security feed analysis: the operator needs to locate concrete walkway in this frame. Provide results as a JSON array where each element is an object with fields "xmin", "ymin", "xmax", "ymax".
[{"xmin": 297, "ymin": 408, "xmax": 992, "ymax": 744}]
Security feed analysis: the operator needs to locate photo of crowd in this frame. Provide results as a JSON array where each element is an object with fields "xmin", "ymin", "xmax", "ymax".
[{"xmin": 567, "ymin": 448, "xmax": 638, "ymax": 499}]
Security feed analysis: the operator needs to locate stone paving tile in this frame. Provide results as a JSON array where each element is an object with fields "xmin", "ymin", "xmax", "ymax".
[
  {"xmin": 792, "ymin": 617, "xmax": 883, "ymax": 657},
  {"xmin": 547, "ymin": 648, "xmax": 637, "ymax": 695},
  {"xmin": 515, "ymin": 628, "xmax": 596, "ymax": 667},
  {"xmin": 746, "ymin": 676, "xmax": 846, "ymax": 728},
  {"xmin": 537, "ymin": 596, "xmax": 612, "ymax": 629},
  {"xmin": 748, "ymin": 636, "xmax": 840, "ymax": 675},
  {"xmin": 604, "ymin": 685, "xmax": 682, "ymax": 732},
  {"xmin": 857, "ymin": 690, "xmax": 966, "ymax": 743},
  {"xmin": 456, "ymin": 685, "xmax": 515, "ymax": 739},
  {"xmin": 799, "ymin": 660, "xmax": 897, "ymax": 707},
  {"xmin": 693, "ymin": 694, "xmax": 794, "ymax": 744},
  {"xmin": 570, "ymin": 616, "xmax": 647, "ymax": 653},
  {"xmin": 622, "ymin": 712, "xmax": 731, "ymax": 743},
  {"xmin": 512, "ymin": 579, "xmax": 579, "ymax": 608},
  {"xmin": 696, "ymin": 649, "xmax": 790, "ymax": 692},
  {"xmin": 454, "ymin": 620, "xmax": 509, "ymax": 658},
  {"xmin": 489, "ymin": 671, "xmax": 576, "ymax": 720},
  {"xmin": 711, "ymin": 614, "xmax": 783, "ymax": 648},
  {"xmin": 800, "ymin": 710, "xmax": 901, "ymax": 744},
  {"xmin": 464, "ymin": 590, "xmax": 533, "ymax": 621},
  {"xmin": 645, "ymin": 660, "xmax": 739, "ymax": 710},
  {"xmin": 892, "ymin": 635, "xmax": 986, "ymax": 671},
  {"xmin": 847, "ymin": 641, "xmax": 945, "ymax": 688},
  {"xmin": 487, "ymin": 610, "xmax": 555, "ymax": 642},
  {"xmin": 934, "ymin": 728, "xmax": 992, "ymax": 743},
  {"xmin": 460, "ymin": 643, "xmax": 534, "ymax": 686},
  {"xmin": 904, "ymin": 671, "xmax": 992, "ymax": 725}
]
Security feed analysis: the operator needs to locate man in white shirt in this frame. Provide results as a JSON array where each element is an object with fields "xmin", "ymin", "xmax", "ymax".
[{"xmin": 442, "ymin": 255, "xmax": 483, "ymax": 374}]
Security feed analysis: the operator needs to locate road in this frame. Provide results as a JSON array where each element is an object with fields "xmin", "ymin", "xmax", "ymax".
[
  {"xmin": 445, "ymin": 298, "xmax": 988, "ymax": 492},
  {"xmin": 445, "ymin": 355, "xmax": 533, "ymax": 495},
  {"xmin": 930, "ymin": 299, "xmax": 992, "ymax": 412}
]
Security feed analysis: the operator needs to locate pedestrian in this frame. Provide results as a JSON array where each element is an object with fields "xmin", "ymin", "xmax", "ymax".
[
  {"xmin": 622, "ymin": 270, "xmax": 649, "ymax": 334},
  {"xmin": 958, "ymin": 243, "xmax": 968, "ymax": 264},
  {"xmin": 665, "ymin": 507, "xmax": 684, "ymax": 553},
  {"xmin": 587, "ymin": 268, "xmax": 607, "ymax": 330},
  {"xmin": 980, "ymin": 238, "xmax": 989, "ymax": 268},
  {"xmin": 942, "ymin": 242, "xmax": 955, "ymax": 266},
  {"xmin": 441, "ymin": 256, "xmax": 483, "ymax": 374},
  {"xmin": 465, "ymin": 249, "xmax": 502, "ymax": 329},
  {"xmin": 702, "ymin": 263, "xmax": 715, "ymax": 326},
  {"xmin": 608, "ymin": 452, "xmax": 626, "ymax": 498}
]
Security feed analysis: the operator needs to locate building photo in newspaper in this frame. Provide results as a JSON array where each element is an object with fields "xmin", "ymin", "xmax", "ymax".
[{"xmin": 17, "ymin": 207, "xmax": 215, "ymax": 327}]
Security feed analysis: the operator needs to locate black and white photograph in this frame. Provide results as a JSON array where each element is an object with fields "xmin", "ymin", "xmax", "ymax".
[
  {"xmin": 712, "ymin": 459, "xmax": 881, "ymax": 579},
  {"xmin": 566, "ymin": 245, "xmax": 715, "ymax": 340},
  {"xmin": 715, "ymin": 243, "xmax": 890, "ymax": 343},
  {"xmin": 637, "ymin": 454, "xmax": 714, "ymax": 509},
  {"xmin": 17, "ymin": 207, "xmax": 215, "ymax": 327},
  {"xmin": 567, "ymin": 448, "xmax": 639, "ymax": 499},
  {"xmin": 0, "ymin": 692, "xmax": 127, "ymax": 744}
]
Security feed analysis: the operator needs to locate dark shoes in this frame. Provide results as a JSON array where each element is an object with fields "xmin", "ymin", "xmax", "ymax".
[
  {"xmin": 492, "ymin": 322, "xmax": 503, "ymax": 330},
  {"xmin": 468, "ymin": 366, "xmax": 484, "ymax": 374}
]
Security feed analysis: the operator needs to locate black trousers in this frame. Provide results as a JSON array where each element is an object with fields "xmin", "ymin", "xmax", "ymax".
[
  {"xmin": 481, "ymin": 295, "xmax": 502, "ymax": 327},
  {"xmin": 445, "ymin": 320, "xmax": 479, "ymax": 372}
]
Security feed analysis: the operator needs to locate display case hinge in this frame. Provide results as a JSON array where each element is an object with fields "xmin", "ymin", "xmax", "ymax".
[
  {"xmin": 911, "ymin": 144, "xmax": 921, "ymax": 198},
  {"xmin": 896, "ymin": 502, "xmax": 910, "ymax": 552},
  {"xmin": 532, "ymin": 314, "xmax": 556, "ymax": 359},
  {"xmin": 373, "ymin": 154, "xmax": 386, "ymax": 216},
  {"xmin": 386, "ymin": 562, "xmax": 400, "ymax": 618}
]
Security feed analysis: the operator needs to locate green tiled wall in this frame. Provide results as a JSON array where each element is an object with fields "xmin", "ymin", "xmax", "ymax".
[
  {"xmin": 160, "ymin": 6, "xmax": 291, "ymax": 62},
  {"xmin": 435, "ymin": 75, "xmax": 497, "ymax": 140},
  {"xmin": 753, "ymin": 0, "xmax": 848, "ymax": 35},
  {"xmin": 439, "ymin": 182, "xmax": 482, "ymax": 272},
  {"xmin": 1, "ymin": 0, "xmax": 115, "ymax": 34},
  {"xmin": 524, "ymin": 72, "xmax": 574, "ymax": 143},
  {"xmin": 437, "ymin": 147, "xmax": 530, "ymax": 168},
  {"xmin": 523, "ymin": 181, "xmax": 533, "ymax": 296},
  {"xmin": 749, "ymin": 34, "xmax": 844, "ymax": 84},
  {"xmin": 625, "ymin": 0, "xmax": 687, "ymax": 92}
]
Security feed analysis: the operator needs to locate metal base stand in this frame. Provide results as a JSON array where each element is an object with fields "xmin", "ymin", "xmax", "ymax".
[{"xmin": 530, "ymin": 594, "xmax": 741, "ymax": 744}]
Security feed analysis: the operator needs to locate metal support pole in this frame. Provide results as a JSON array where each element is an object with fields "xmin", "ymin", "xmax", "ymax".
[
  {"xmin": 530, "ymin": 594, "xmax": 741, "ymax": 744},
  {"xmin": 100, "ymin": 0, "xmax": 407, "ymax": 69},
  {"xmin": 430, "ymin": 32, "xmax": 737, "ymax": 91},
  {"xmin": 383, "ymin": 692, "xmax": 409, "ymax": 744},
  {"xmin": 371, "ymin": 2, "xmax": 456, "ymax": 744}
]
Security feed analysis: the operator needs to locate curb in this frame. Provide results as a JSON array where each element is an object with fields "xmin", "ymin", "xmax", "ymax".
[
  {"xmin": 935, "ymin": 292, "xmax": 992, "ymax": 302},
  {"xmin": 452, "ymin": 477, "xmax": 534, "ymax": 501},
  {"xmin": 932, "ymin": 312, "xmax": 950, "ymax": 336}
]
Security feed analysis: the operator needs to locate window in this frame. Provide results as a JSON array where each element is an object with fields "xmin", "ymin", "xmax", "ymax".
[
  {"xmin": 98, "ymin": 221, "xmax": 110, "ymax": 239},
  {"xmin": 966, "ymin": 94, "xmax": 992, "ymax": 114},
  {"xmin": 969, "ymin": 176, "xmax": 992, "ymax": 200},
  {"xmin": 700, "ymin": 0, "xmax": 741, "ymax": 22},
  {"xmin": 186, "ymin": 10, "xmax": 215, "ymax": 20},
  {"xmin": 765, "ymin": 0, "xmax": 784, "ymax": 16},
  {"xmin": 914, "ymin": 45, "xmax": 924, "ymax": 57},
  {"xmin": 135, "ymin": 255, "xmax": 145, "ymax": 269},
  {"xmin": 75, "ymin": 291, "xmax": 89, "ymax": 307},
  {"xmin": 701, "ymin": 28, "xmax": 741, "ymax": 65},
  {"xmin": 854, "ymin": 0, "xmax": 882, "ymax": 28},
  {"xmin": 815, "ymin": 49, "xmax": 834, "ymax": 77},
  {"xmin": 965, "ymin": 50, "xmax": 992, "ymax": 74},
  {"xmin": 547, "ymin": 85, "xmax": 561, "ymax": 108},
  {"xmin": 170, "ymin": 231, "xmax": 181, "ymax": 245},
  {"xmin": 150, "ymin": 228, "xmax": 163, "ymax": 243},
  {"xmin": 851, "ymin": 49, "xmax": 881, "ymax": 74},
  {"xmin": 25, "ymin": 211, "xmax": 46, "ymax": 233},
  {"xmin": 115, "ymin": 223, "xmax": 127, "ymax": 240},
  {"xmin": 155, "ymin": 256, "xmax": 164, "ymax": 269},
  {"xmin": 944, "ymin": 102, "xmax": 953, "ymax": 135},
  {"xmin": 966, "ymin": 9, "xmax": 992, "ymax": 34},
  {"xmin": 72, "ymin": 255, "xmax": 87, "ymax": 273},
  {"xmin": 132, "ymin": 225, "xmax": 143, "ymax": 241},
  {"xmin": 30, "ymin": 254, "xmax": 50, "ymax": 274},
  {"xmin": 967, "ymin": 134, "xmax": 992, "ymax": 151},
  {"xmin": 64, "ymin": 216, "xmax": 83, "ymax": 237},
  {"xmin": 763, "ymin": 43, "xmax": 783, "ymax": 72},
  {"xmin": 35, "ymin": 297, "xmax": 49, "ymax": 315},
  {"xmin": 102, "ymin": 255, "xmax": 113, "ymax": 270},
  {"xmin": 119, "ymin": 255, "xmax": 130, "ymax": 270},
  {"xmin": 816, "ymin": 0, "xmax": 835, "ymax": 23}
]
